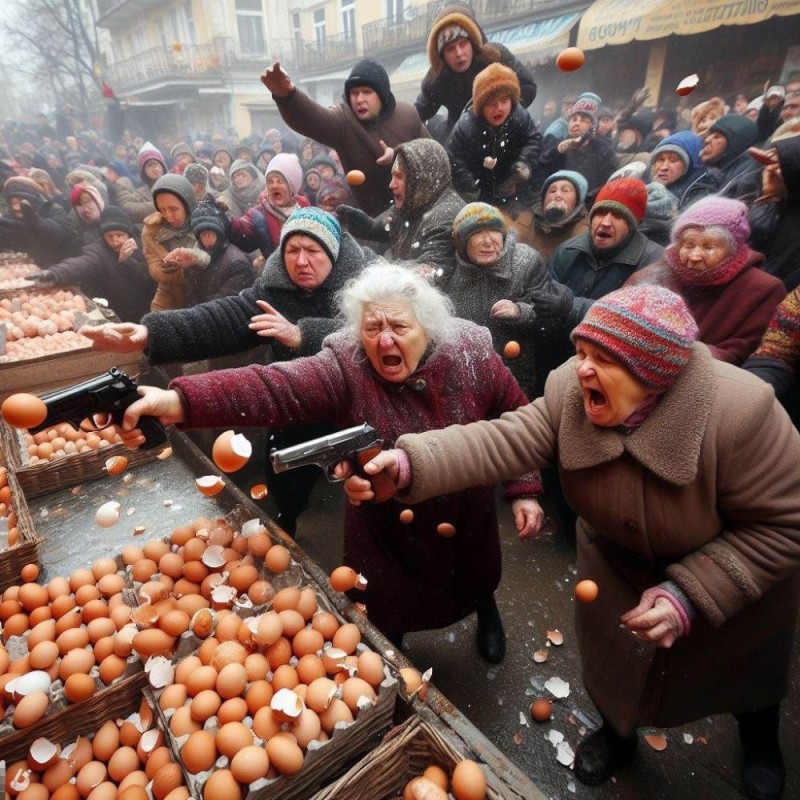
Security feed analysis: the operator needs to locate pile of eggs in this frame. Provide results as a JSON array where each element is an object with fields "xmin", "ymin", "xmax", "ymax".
[
  {"xmin": 23, "ymin": 422, "xmax": 120, "ymax": 466},
  {"xmin": 0, "ymin": 256, "xmax": 39, "ymax": 290},
  {"xmin": 4, "ymin": 700, "xmax": 189, "ymax": 800},
  {"xmin": 0, "ymin": 466, "xmax": 23, "ymax": 551},
  {"xmin": 403, "ymin": 759, "xmax": 487, "ymax": 800},
  {"xmin": 0, "ymin": 558, "xmax": 137, "ymax": 731},
  {"xmin": 0, "ymin": 331, "xmax": 92, "ymax": 363}
]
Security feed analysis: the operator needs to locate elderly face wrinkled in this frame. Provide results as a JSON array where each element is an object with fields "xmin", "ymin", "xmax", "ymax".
[
  {"xmin": 651, "ymin": 152, "xmax": 686, "ymax": 186},
  {"xmin": 266, "ymin": 173, "xmax": 292, "ymax": 207},
  {"xmin": 283, "ymin": 234, "xmax": 333, "ymax": 289},
  {"xmin": 544, "ymin": 180, "xmax": 578, "ymax": 219},
  {"xmin": 466, "ymin": 229, "xmax": 504, "ymax": 266},
  {"xmin": 677, "ymin": 227, "xmax": 732, "ymax": 272},
  {"xmin": 361, "ymin": 300, "xmax": 429, "ymax": 384},
  {"xmin": 574, "ymin": 338, "xmax": 653, "ymax": 427}
]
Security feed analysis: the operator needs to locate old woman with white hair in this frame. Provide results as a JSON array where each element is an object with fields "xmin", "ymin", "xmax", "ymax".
[{"xmin": 116, "ymin": 262, "xmax": 544, "ymax": 663}]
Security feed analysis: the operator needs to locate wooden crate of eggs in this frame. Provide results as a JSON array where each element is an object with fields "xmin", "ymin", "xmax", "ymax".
[
  {"xmin": 122, "ymin": 512, "xmax": 398, "ymax": 800},
  {"xmin": 311, "ymin": 715, "xmax": 505, "ymax": 800},
  {"xmin": 0, "ymin": 287, "xmax": 143, "ymax": 402},
  {"xmin": 0, "ymin": 555, "xmax": 150, "ymax": 761},
  {"xmin": 0, "ymin": 464, "xmax": 42, "ymax": 594},
  {"xmin": 0, "ymin": 415, "xmax": 165, "ymax": 499},
  {"xmin": 3, "ymin": 683, "xmax": 193, "ymax": 800}
]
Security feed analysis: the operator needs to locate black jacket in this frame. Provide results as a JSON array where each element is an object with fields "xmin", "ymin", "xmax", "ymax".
[
  {"xmin": 184, "ymin": 241, "xmax": 254, "ymax": 308},
  {"xmin": 0, "ymin": 199, "xmax": 80, "ymax": 267}
]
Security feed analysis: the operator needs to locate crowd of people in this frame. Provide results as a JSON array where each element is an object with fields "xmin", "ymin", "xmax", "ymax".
[{"xmin": 2, "ymin": 4, "xmax": 800, "ymax": 799}]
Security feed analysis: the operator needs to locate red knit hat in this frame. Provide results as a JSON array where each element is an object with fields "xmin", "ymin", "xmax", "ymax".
[
  {"xmin": 69, "ymin": 182, "xmax": 105, "ymax": 213},
  {"xmin": 591, "ymin": 178, "xmax": 648, "ymax": 229},
  {"xmin": 570, "ymin": 285, "xmax": 699, "ymax": 391}
]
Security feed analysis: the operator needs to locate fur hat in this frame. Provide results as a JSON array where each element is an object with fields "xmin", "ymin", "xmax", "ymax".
[
  {"xmin": 266, "ymin": 153, "xmax": 303, "ymax": 197},
  {"xmin": 690, "ymin": 97, "xmax": 726, "ymax": 134},
  {"xmin": 427, "ymin": 8, "xmax": 488, "ymax": 75},
  {"xmin": 472, "ymin": 64, "xmax": 520, "ymax": 118},
  {"xmin": 571, "ymin": 96, "xmax": 598, "ymax": 126},
  {"xmin": 99, "ymin": 205, "xmax": 135, "ymax": 237},
  {"xmin": 542, "ymin": 170, "xmax": 588, "ymax": 206},
  {"xmin": 280, "ymin": 207, "xmax": 341, "ymax": 263},
  {"xmin": 230, "ymin": 160, "xmax": 261, "ymax": 182},
  {"xmin": 3, "ymin": 176, "xmax": 45, "ymax": 206},
  {"xmin": 344, "ymin": 58, "xmax": 396, "ymax": 117},
  {"xmin": 670, "ymin": 196, "xmax": 750, "ymax": 246},
  {"xmin": 453, "ymin": 202, "xmax": 506, "ymax": 255},
  {"xmin": 571, "ymin": 285, "xmax": 699, "ymax": 391},
  {"xmin": 591, "ymin": 178, "xmax": 648, "ymax": 228}
]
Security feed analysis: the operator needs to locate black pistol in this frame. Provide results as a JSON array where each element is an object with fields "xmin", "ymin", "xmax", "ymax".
[
  {"xmin": 29, "ymin": 368, "xmax": 168, "ymax": 450},
  {"xmin": 270, "ymin": 423, "xmax": 396, "ymax": 503}
]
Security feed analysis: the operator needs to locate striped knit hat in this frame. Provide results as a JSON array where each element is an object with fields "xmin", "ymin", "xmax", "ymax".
[
  {"xmin": 280, "ymin": 207, "xmax": 341, "ymax": 262},
  {"xmin": 453, "ymin": 202, "xmax": 507, "ymax": 255},
  {"xmin": 570, "ymin": 285, "xmax": 698, "ymax": 390}
]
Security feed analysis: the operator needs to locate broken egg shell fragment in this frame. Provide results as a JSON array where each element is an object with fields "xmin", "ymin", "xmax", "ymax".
[
  {"xmin": 546, "ymin": 629, "xmax": 564, "ymax": 646},
  {"xmin": 10, "ymin": 769, "xmax": 32, "ymax": 792},
  {"xmin": 271, "ymin": 687, "xmax": 305, "ymax": 723},
  {"xmin": 9, "ymin": 670, "xmax": 52, "ymax": 699},
  {"xmin": 157, "ymin": 446, "xmax": 173, "ymax": 460},
  {"xmin": 543, "ymin": 676, "xmax": 570, "ymax": 699},
  {"xmin": 196, "ymin": 475, "xmax": 225, "ymax": 496},
  {"xmin": 211, "ymin": 430, "xmax": 253, "ymax": 473},
  {"xmin": 28, "ymin": 737, "xmax": 60, "ymax": 769},
  {"xmin": 644, "ymin": 732, "xmax": 668, "ymax": 751},
  {"xmin": 104, "ymin": 455, "xmax": 128, "ymax": 476},
  {"xmin": 211, "ymin": 584, "xmax": 238, "ymax": 605},
  {"xmin": 133, "ymin": 525, "xmax": 146, "ymax": 535},
  {"xmin": 144, "ymin": 655, "xmax": 175, "ymax": 689},
  {"xmin": 94, "ymin": 500, "xmax": 121, "ymax": 528},
  {"xmin": 250, "ymin": 483, "xmax": 269, "ymax": 500},
  {"xmin": 241, "ymin": 518, "xmax": 267, "ymax": 539},
  {"xmin": 533, "ymin": 649, "xmax": 550, "ymax": 663},
  {"xmin": 354, "ymin": 573, "xmax": 368, "ymax": 591},
  {"xmin": 676, "ymin": 73, "xmax": 700, "ymax": 96},
  {"xmin": 201, "ymin": 544, "xmax": 226, "ymax": 568}
]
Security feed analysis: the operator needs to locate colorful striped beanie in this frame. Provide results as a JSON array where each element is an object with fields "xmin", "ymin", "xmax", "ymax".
[
  {"xmin": 570, "ymin": 285, "xmax": 698, "ymax": 390},
  {"xmin": 280, "ymin": 207, "xmax": 341, "ymax": 262}
]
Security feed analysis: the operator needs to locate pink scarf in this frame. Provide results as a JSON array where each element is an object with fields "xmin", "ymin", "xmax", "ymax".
[{"xmin": 665, "ymin": 243, "xmax": 753, "ymax": 287}]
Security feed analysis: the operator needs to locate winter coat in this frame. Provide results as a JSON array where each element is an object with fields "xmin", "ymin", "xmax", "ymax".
[
  {"xmin": 395, "ymin": 344, "xmax": 800, "ymax": 733},
  {"xmin": 514, "ymin": 202, "xmax": 589, "ymax": 263},
  {"xmin": 217, "ymin": 184, "xmax": 262, "ymax": 219},
  {"xmin": 447, "ymin": 104, "xmax": 541, "ymax": 207},
  {"xmin": 659, "ymin": 167, "xmax": 718, "ymax": 210},
  {"xmin": 271, "ymin": 88, "xmax": 429, "ymax": 216},
  {"xmin": 536, "ymin": 136, "xmax": 617, "ymax": 204},
  {"xmin": 107, "ymin": 176, "xmax": 138, "ymax": 211},
  {"xmin": 415, "ymin": 5, "xmax": 536, "ymax": 139},
  {"xmin": 47, "ymin": 240, "xmax": 155, "ymax": 322},
  {"xmin": 749, "ymin": 136, "xmax": 800, "ymax": 291},
  {"xmin": 228, "ymin": 196, "xmax": 311, "ymax": 261},
  {"xmin": 445, "ymin": 230, "xmax": 571, "ymax": 396},
  {"xmin": 141, "ymin": 211, "xmax": 199, "ymax": 312},
  {"xmin": 0, "ymin": 198, "xmax": 80, "ymax": 268},
  {"xmin": 117, "ymin": 182, "xmax": 156, "ymax": 224},
  {"xmin": 626, "ymin": 250, "xmax": 785, "ymax": 364},
  {"xmin": 143, "ymin": 233, "xmax": 373, "ymax": 366},
  {"xmin": 170, "ymin": 321, "xmax": 541, "ymax": 635},
  {"xmin": 184, "ymin": 241, "xmax": 254, "ymax": 308}
]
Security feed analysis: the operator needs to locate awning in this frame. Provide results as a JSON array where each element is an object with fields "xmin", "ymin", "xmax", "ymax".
[
  {"xmin": 578, "ymin": 0, "xmax": 800, "ymax": 50},
  {"xmin": 491, "ymin": 12, "xmax": 581, "ymax": 64}
]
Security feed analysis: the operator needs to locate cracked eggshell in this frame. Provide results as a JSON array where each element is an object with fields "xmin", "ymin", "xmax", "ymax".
[
  {"xmin": 211, "ymin": 430, "xmax": 252, "ymax": 473},
  {"xmin": 195, "ymin": 475, "xmax": 224, "ymax": 496},
  {"xmin": 94, "ymin": 501, "xmax": 121, "ymax": 528}
]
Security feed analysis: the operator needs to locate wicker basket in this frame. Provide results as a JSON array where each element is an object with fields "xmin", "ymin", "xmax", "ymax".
[
  {"xmin": 0, "ymin": 470, "xmax": 43, "ymax": 593},
  {"xmin": 311, "ymin": 715, "xmax": 506, "ymax": 800},
  {"xmin": 0, "ymin": 671, "xmax": 148, "ymax": 763},
  {"xmin": 0, "ymin": 418, "xmax": 165, "ymax": 498}
]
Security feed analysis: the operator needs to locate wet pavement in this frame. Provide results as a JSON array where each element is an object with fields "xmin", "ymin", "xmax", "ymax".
[{"xmin": 235, "ymin": 430, "xmax": 800, "ymax": 800}]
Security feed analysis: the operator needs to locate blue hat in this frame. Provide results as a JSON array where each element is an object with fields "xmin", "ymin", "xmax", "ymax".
[
  {"xmin": 280, "ymin": 207, "xmax": 342, "ymax": 262},
  {"xmin": 651, "ymin": 130, "xmax": 703, "ymax": 171},
  {"xmin": 542, "ymin": 170, "xmax": 589, "ymax": 206}
]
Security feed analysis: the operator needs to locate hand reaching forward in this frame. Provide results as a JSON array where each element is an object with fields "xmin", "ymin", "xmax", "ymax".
[
  {"xmin": 116, "ymin": 386, "xmax": 185, "ymax": 448},
  {"xmin": 78, "ymin": 322, "xmax": 148, "ymax": 353},
  {"xmin": 249, "ymin": 299, "xmax": 301, "ymax": 349},
  {"xmin": 260, "ymin": 62, "xmax": 294, "ymax": 97},
  {"xmin": 333, "ymin": 449, "xmax": 402, "ymax": 505}
]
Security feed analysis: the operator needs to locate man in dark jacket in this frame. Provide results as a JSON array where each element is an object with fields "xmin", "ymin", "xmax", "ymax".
[
  {"xmin": 81, "ymin": 208, "xmax": 375, "ymax": 535},
  {"xmin": 700, "ymin": 114, "xmax": 760, "ymax": 194},
  {"xmin": 0, "ymin": 176, "xmax": 80, "ymax": 267},
  {"xmin": 33, "ymin": 206, "xmax": 154, "ymax": 322},
  {"xmin": 414, "ymin": 4, "xmax": 536, "ymax": 143},
  {"xmin": 260, "ymin": 58, "xmax": 429, "ymax": 217},
  {"xmin": 336, "ymin": 138, "xmax": 464, "ymax": 283}
]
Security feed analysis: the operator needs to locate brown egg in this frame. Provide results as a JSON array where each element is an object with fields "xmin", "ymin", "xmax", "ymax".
[
  {"xmin": 530, "ymin": 698, "xmax": 553, "ymax": 723},
  {"xmin": 29, "ymin": 640, "xmax": 59, "ymax": 670},
  {"xmin": 13, "ymin": 690, "xmax": 49, "ymax": 727},
  {"xmin": 190, "ymin": 688, "xmax": 222, "ymax": 722},
  {"xmin": 18, "ymin": 582, "xmax": 49, "ymax": 611},
  {"xmin": 107, "ymin": 747, "xmax": 140, "ymax": 783},
  {"xmin": 503, "ymin": 340, "xmax": 521, "ymax": 359},
  {"xmin": 266, "ymin": 735, "xmax": 304, "ymax": 775},
  {"xmin": 159, "ymin": 683, "xmax": 188, "ymax": 711},
  {"xmin": 181, "ymin": 729, "xmax": 217, "ymax": 773},
  {"xmin": 217, "ymin": 696, "xmax": 249, "ymax": 725},
  {"xmin": 356, "ymin": 651, "xmax": 385, "ymax": 687},
  {"xmin": 575, "ymin": 579, "xmax": 599, "ymax": 603},
  {"xmin": 451, "ymin": 759, "xmax": 487, "ymax": 800},
  {"xmin": 152, "ymin": 763, "xmax": 183, "ymax": 800},
  {"xmin": 75, "ymin": 761, "xmax": 107, "ymax": 797},
  {"xmin": 265, "ymin": 544, "xmax": 291, "ymax": 573},
  {"xmin": 1, "ymin": 393, "xmax": 48, "ymax": 428},
  {"xmin": 216, "ymin": 662, "xmax": 248, "ymax": 699},
  {"xmin": 245, "ymin": 679, "xmax": 274, "ymax": 715},
  {"xmin": 132, "ymin": 629, "xmax": 176, "ymax": 658},
  {"xmin": 159, "ymin": 609, "xmax": 190, "ymax": 637},
  {"xmin": 230, "ymin": 745, "xmax": 269, "ymax": 783},
  {"xmin": 21, "ymin": 563, "xmax": 40, "ymax": 582},
  {"xmin": 99, "ymin": 653, "xmax": 127, "ymax": 685},
  {"xmin": 341, "ymin": 676, "xmax": 377, "ymax": 713},
  {"xmin": 96, "ymin": 573, "xmax": 125, "ymax": 598},
  {"xmin": 329, "ymin": 566, "xmax": 358, "ymax": 592},
  {"xmin": 278, "ymin": 609, "xmax": 305, "ymax": 638},
  {"xmin": 211, "ymin": 430, "xmax": 252, "ymax": 473},
  {"xmin": 170, "ymin": 705, "xmax": 202, "ymax": 738},
  {"xmin": 345, "ymin": 170, "xmax": 366, "ymax": 186},
  {"xmin": 59, "ymin": 647, "xmax": 95, "ymax": 680},
  {"xmin": 399, "ymin": 508, "xmax": 414, "ymax": 524},
  {"xmin": 144, "ymin": 747, "xmax": 173, "ymax": 780},
  {"xmin": 196, "ymin": 475, "xmax": 225, "ymax": 496},
  {"xmin": 311, "ymin": 611, "xmax": 340, "ymax": 641},
  {"xmin": 292, "ymin": 627, "xmax": 324, "ymax": 658},
  {"xmin": 555, "ymin": 46, "xmax": 585, "ymax": 72},
  {"xmin": 203, "ymin": 770, "xmax": 243, "ymax": 800},
  {"xmin": 216, "ymin": 721, "xmax": 254, "ymax": 758},
  {"xmin": 332, "ymin": 623, "xmax": 361, "ymax": 654},
  {"xmin": 64, "ymin": 673, "xmax": 97, "ymax": 703},
  {"xmin": 436, "ymin": 522, "xmax": 456, "ymax": 538},
  {"xmin": 424, "ymin": 765, "xmax": 449, "ymax": 791},
  {"xmin": 265, "ymin": 636, "xmax": 293, "ymax": 670}
]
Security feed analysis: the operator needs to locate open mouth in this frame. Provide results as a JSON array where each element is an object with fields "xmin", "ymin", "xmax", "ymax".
[
  {"xmin": 594, "ymin": 229, "xmax": 613, "ymax": 241},
  {"xmin": 584, "ymin": 388, "xmax": 607, "ymax": 413},
  {"xmin": 382, "ymin": 355, "xmax": 402, "ymax": 367}
]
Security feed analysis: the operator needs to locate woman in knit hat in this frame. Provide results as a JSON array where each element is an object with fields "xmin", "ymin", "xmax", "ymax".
[
  {"xmin": 226, "ymin": 152, "xmax": 310, "ymax": 261},
  {"xmin": 116, "ymin": 141, "xmax": 165, "ymax": 224},
  {"xmin": 69, "ymin": 182, "xmax": 106, "ymax": 246},
  {"xmin": 627, "ymin": 196, "xmax": 785, "ymax": 364},
  {"xmin": 143, "ymin": 173, "xmax": 209, "ymax": 311},
  {"xmin": 185, "ymin": 198, "xmax": 254, "ymax": 307},
  {"xmin": 415, "ymin": 3, "xmax": 536, "ymax": 143},
  {"xmin": 344, "ymin": 283, "xmax": 800, "ymax": 800},
  {"xmin": 81, "ymin": 206, "xmax": 374, "ymax": 535},
  {"xmin": 648, "ymin": 130, "xmax": 715, "ymax": 209},
  {"xmin": 446, "ymin": 63, "xmax": 541, "ymax": 208},
  {"xmin": 217, "ymin": 160, "xmax": 266, "ymax": 218},
  {"xmin": 109, "ymin": 262, "xmax": 542, "ymax": 666}
]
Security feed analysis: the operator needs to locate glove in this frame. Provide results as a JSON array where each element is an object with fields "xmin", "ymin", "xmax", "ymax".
[
  {"xmin": 336, "ymin": 204, "xmax": 378, "ymax": 239},
  {"xmin": 512, "ymin": 162, "xmax": 531, "ymax": 182},
  {"xmin": 33, "ymin": 270, "xmax": 59, "ymax": 288},
  {"xmin": 19, "ymin": 199, "xmax": 35, "ymax": 225}
]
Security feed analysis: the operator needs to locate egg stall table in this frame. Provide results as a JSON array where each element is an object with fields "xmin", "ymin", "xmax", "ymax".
[{"xmin": 0, "ymin": 412, "xmax": 546, "ymax": 799}]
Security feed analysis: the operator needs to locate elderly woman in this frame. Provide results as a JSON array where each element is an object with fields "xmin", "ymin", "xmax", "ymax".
[
  {"xmin": 116, "ymin": 264, "xmax": 544, "ymax": 663},
  {"xmin": 445, "ymin": 202, "xmax": 576, "ymax": 397},
  {"xmin": 217, "ymin": 160, "xmax": 266, "ymax": 218},
  {"xmin": 82, "ymin": 208, "xmax": 373, "ymax": 536},
  {"xmin": 648, "ymin": 130, "xmax": 715, "ymax": 210},
  {"xmin": 626, "ymin": 196, "xmax": 785, "ymax": 364},
  {"xmin": 346, "ymin": 285, "xmax": 800, "ymax": 799}
]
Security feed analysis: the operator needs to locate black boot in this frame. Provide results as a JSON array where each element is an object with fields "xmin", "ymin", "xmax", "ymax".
[
  {"xmin": 574, "ymin": 723, "xmax": 638, "ymax": 786},
  {"xmin": 475, "ymin": 596, "xmax": 506, "ymax": 663},
  {"xmin": 737, "ymin": 706, "xmax": 785, "ymax": 800}
]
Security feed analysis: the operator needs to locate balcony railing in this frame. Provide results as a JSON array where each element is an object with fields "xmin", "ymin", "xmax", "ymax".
[
  {"xmin": 106, "ymin": 43, "xmax": 223, "ymax": 93},
  {"xmin": 292, "ymin": 31, "xmax": 359, "ymax": 72}
]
